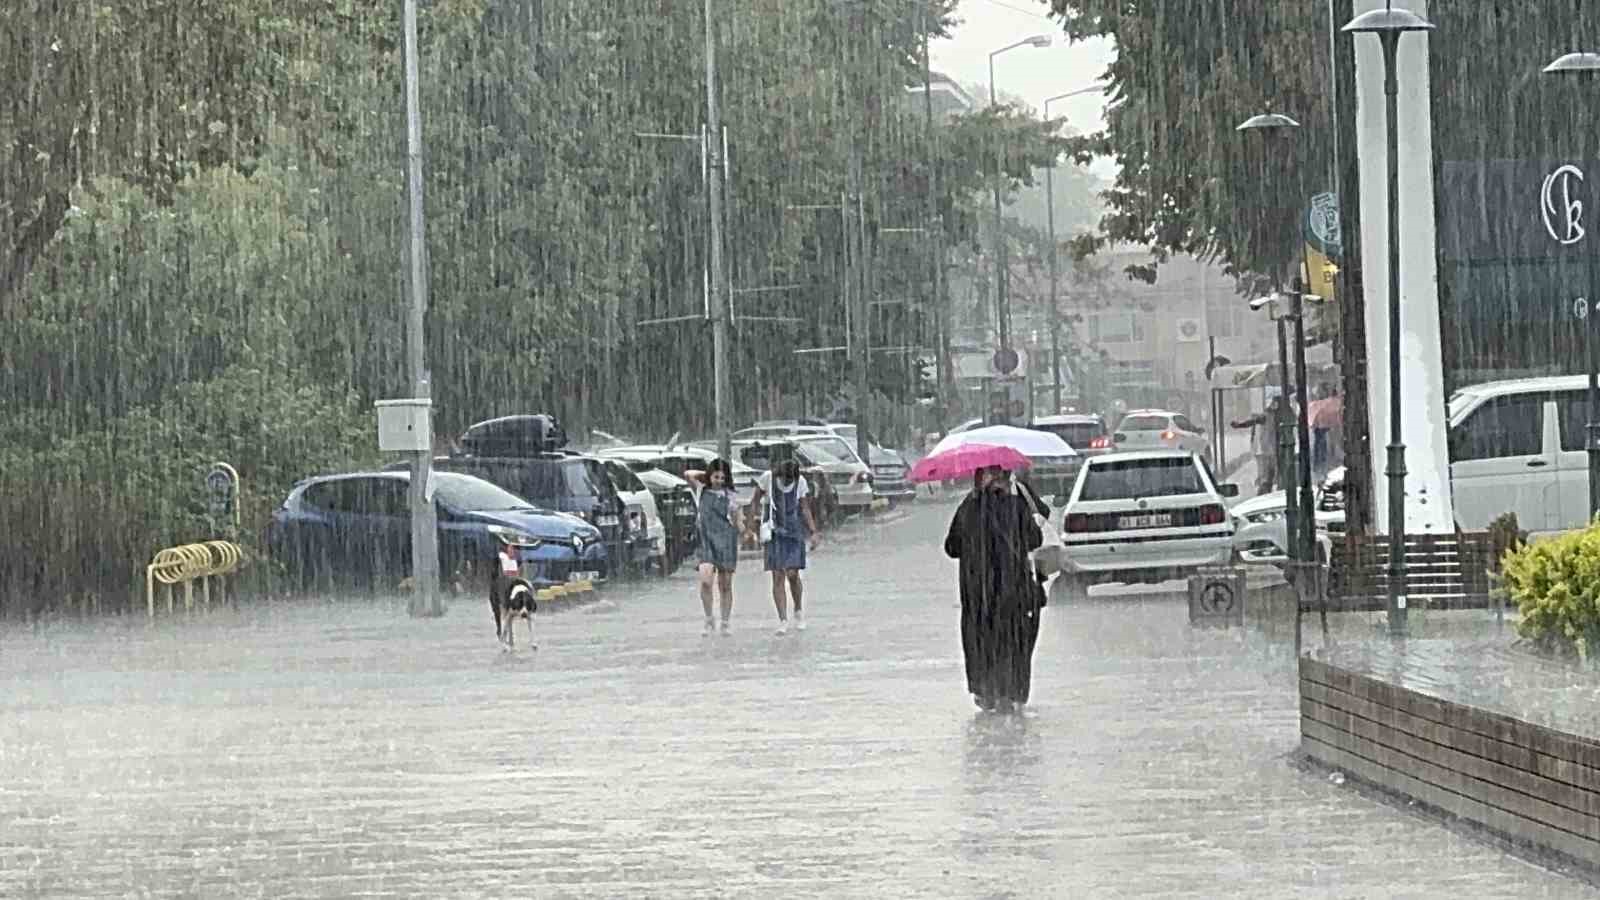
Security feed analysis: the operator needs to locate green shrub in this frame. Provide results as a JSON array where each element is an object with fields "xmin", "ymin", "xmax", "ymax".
[{"xmin": 1504, "ymin": 525, "xmax": 1600, "ymax": 658}]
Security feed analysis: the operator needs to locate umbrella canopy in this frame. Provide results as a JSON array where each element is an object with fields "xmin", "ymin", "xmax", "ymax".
[
  {"xmin": 908, "ymin": 443, "xmax": 1031, "ymax": 484},
  {"xmin": 929, "ymin": 424, "xmax": 1077, "ymax": 458}
]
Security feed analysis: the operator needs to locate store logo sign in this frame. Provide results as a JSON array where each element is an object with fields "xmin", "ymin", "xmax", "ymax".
[{"xmin": 1542, "ymin": 164, "xmax": 1587, "ymax": 246}]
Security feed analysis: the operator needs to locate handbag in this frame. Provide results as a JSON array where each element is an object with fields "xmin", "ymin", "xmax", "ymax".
[{"xmin": 759, "ymin": 481, "xmax": 777, "ymax": 544}]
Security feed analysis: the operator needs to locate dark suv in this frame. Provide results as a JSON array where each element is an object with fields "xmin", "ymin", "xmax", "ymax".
[
  {"xmin": 390, "ymin": 414, "xmax": 634, "ymax": 575},
  {"xmin": 423, "ymin": 453, "xmax": 631, "ymax": 575}
]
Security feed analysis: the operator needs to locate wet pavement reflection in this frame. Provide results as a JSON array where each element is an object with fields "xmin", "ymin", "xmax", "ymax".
[{"xmin": 1, "ymin": 504, "xmax": 1591, "ymax": 897}]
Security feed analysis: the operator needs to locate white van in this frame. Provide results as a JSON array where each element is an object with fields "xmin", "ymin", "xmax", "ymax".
[{"xmin": 1448, "ymin": 375, "xmax": 1597, "ymax": 534}]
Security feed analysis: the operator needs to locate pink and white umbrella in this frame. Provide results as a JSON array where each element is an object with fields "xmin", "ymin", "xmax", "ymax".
[{"xmin": 908, "ymin": 443, "xmax": 1031, "ymax": 484}]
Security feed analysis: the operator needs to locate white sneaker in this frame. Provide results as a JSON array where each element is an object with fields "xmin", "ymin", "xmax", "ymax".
[
  {"xmin": 793, "ymin": 609, "xmax": 806, "ymax": 631},
  {"xmin": 703, "ymin": 618, "xmax": 715, "ymax": 637},
  {"xmin": 775, "ymin": 620, "xmax": 788, "ymax": 636}
]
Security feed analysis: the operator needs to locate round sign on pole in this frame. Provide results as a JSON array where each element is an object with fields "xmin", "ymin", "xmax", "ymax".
[
  {"xmin": 992, "ymin": 347, "xmax": 1020, "ymax": 375},
  {"xmin": 1577, "ymin": 297, "xmax": 1590, "ymax": 321}
]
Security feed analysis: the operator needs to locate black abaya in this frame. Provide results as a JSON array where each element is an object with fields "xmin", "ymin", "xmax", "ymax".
[{"xmin": 943, "ymin": 487, "xmax": 1044, "ymax": 706}]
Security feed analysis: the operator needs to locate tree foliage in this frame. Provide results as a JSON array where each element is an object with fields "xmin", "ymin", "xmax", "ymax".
[
  {"xmin": 0, "ymin": 0, "xmax": 1090, "ymax": 614},
  {"xmin": 1048, "ymin": 0, "xmax": 1336, "ymax": 283}
]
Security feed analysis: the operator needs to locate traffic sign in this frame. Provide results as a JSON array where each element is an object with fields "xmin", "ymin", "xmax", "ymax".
[{"xmin": 992, "ymin": 347, "xmax": 1020, "ymax": 375}]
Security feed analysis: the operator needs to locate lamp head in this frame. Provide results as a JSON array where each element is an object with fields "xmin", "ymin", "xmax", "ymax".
[
  {"xmin": 1025, "ymin": 34, "xmax": 1053, "ymax": 48},
  {"xmin": 1235, "ymin": 111, "xmax": 1302, "ymax": 133},
  {"xmin": 1544, "ymin": 52, "xmax": 1600, "ymax": 76},
  {"xmin": 1342, "ymin": 3, "xmax": 1434, "ymax": 35}
]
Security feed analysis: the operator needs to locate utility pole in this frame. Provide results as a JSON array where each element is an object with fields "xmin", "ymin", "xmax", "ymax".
[
  {"xmin": 401, "ymin": 0, "xmax": 440, "ymax": 618},
  {"xmin": 842, "ymin": 7, "xmax": 870, "ymax": 466},
  {"xmin": 921, "ymin": 9, "xmax": 947, "ymax": 435},
  {"xmin": 704, "ymin": 0, "xmax": 732, "ymax": 462},
  {"xmin": 851, "ymin": 154, "xmax": 870, "ymax": 465}
]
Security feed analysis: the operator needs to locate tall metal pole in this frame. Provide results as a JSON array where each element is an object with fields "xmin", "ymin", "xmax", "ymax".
[
  {"xmin": 922, "ymin": 14, "xmax": 948, "ymax": 435},
  {"xmin": 402, "ymin": 0, "xmax": 440, "ymax": 618},
  {"xmin": 1275, "ymin": 303, "xmax": 1301, "ymax": 561},
  {"xmin": 854, "ymin": 175, "xmax": 871, "ymax": 465},
  {"xmin": 989, "ymin": 66, "xmax": 1009, "ymax": 352},
  {"xmin": 1291, "ymin": 289, "xmax": 1317, "ymax": 563},
  {"xmin": 1589, "ymin": 283, "xmax": 1600, "ymax": 521},
  {"xmin": 704, "ymin": 0, "xmax": 732, "ymax": 463},
  {"xmin": 1380, "ymin": 31, "xmax": 1408, "ymax": 635},
  {"xmin": 1046, "ymin": 155, "xmax": 1061, "ymax": 413}
]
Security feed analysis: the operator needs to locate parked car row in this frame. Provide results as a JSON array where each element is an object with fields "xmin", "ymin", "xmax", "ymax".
[{"xmin": 265, "ymin": 413, "xmax": 921, "ymax": 595}]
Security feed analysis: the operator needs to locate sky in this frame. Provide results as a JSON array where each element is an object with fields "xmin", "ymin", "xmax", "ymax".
[{"xmin": 931, "ymin": 0, "xmax": 1118, "ymax": 179}]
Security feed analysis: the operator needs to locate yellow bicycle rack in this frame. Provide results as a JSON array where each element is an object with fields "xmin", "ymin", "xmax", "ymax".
[{"xmin": 145, "ymin": 540, "xmax": 245, "ymax": 617}]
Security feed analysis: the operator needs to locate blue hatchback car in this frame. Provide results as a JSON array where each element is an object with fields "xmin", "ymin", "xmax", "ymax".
[{"xmin": 266, "ymin": 471, "xmax": 607, "ymax": 590}]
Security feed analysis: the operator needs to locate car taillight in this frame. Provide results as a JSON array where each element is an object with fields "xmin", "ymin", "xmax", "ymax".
[
  {"xmin": 1199, "ymin": 504, "xmax": 1226, "ymax": 525},
  {"xmin": 1161, "ymin": 430, "xmax": 1176, "ymax": 441},
  {"xmin": 1064, "ymin": 513, "xmax": 1091, "ymax": 533},
  {"xmin": 1089, "ymin": 436, "xmax": 1110, "ymax": 449}
]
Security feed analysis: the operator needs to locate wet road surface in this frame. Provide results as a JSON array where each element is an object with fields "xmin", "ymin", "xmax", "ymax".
[{"xmin": 1, "ymin": 502, "xmax": 1592, "ymax": 897}]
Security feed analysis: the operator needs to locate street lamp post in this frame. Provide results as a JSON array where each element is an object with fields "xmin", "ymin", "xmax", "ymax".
[
  {"xmin": 401, "ymin": 0, "xmax": 441, "ymax": 618},
  {"xmin": 1543, "ymin": 51, "xmax": 1600, "ymax": 523},
  {"xmin": 988, "ymin": 34, "xmax": 1052, "ymax": 355},
  {"xmin": 1238, "ymin": 111, "xmax": 1319, "ymax": 595},
  {"xmin": 704, "ymin": 0, "xmax": 733, "ymax": 463},
  {"xmin": 1043, "ymin": 84, "xmax": 1107, "ymax": 414},
  {"xmin": 1343, "ymin": 2, "xmax": 1435, "ymax": 636}
]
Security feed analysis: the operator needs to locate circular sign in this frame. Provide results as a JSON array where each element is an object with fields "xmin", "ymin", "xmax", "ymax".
[
  {"xmin": 1306, "ymin": 192, "xmax": 1342, "ymax": 255},
  {"xmin": 1178, "ymin": 320, "xmax": 1201, "ymax": 340},
  {"xmin": 992, "ymin": 347, "xmax": 1020, "ymax": 375},
  {"xmin": 1199, "ymin": 580, "xmax": 1236, "ymax": 614},
  {"xmin": 1578, "ymin": 297, "xmax": 1592, "ymax": 321}
]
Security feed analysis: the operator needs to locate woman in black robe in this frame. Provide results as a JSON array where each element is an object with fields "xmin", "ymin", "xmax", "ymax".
[{"xmin": 943, "ymin": 466, "xmax": 1045, "ymax": 712}]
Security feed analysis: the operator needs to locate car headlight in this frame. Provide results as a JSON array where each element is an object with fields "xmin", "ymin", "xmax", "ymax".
[
  {"xmin": 1244, "ymin": 510, "xmax": 1285, "ymax": 525},
  {"xmin": 487, "ymin": 525, "xmax": 544, "ymax": 548}
]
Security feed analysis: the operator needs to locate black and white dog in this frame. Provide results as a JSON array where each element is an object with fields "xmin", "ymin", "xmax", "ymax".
[{"xmin": 490, "ymin": 550, "xmax": 537, "ymax": 650}]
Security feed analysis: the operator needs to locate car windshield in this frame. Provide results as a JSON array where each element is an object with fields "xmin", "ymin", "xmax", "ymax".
[
  {"xmin": 432, "ymin": 472, "xmax": 535, "ymax": 511},
  {"xmin": 1078, "ymin": 457, "xmax": 1206, "ymax": 500},
  {"xmin": 1118, "ymin": 414, "xmax": 1169, "ymax": 432}
]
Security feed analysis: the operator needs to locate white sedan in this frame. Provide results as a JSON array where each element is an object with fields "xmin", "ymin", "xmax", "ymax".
[
  {"xmin": 1111, "ymin": 410, "xmax": 1213, "ymax": 465},
  {"xmin": 1056, "ymin": 450, "xmax": 1239, "ymax": 601}
]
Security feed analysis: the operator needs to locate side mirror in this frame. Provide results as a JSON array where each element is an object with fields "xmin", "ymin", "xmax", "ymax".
[{"xmin": 1218, "ymin": 483, "xmax": 1240, "ymax": 499}]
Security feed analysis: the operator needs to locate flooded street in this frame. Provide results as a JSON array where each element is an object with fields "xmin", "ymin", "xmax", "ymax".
[{"xmin": 1, "ymin": 504, "xmax": 1588, "ymax": 898}]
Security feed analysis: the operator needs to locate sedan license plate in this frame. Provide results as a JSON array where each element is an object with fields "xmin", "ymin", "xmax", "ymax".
[
  {"xmin": 596, "ymin": 515, "xmax": 620, "ymax": 526},
  {"xmin": 569, "ymin": 570, "xmax": 599, "ymax": 583},
  {"xmin": 1118, "ymin": 513, "xmax": 1172, "ymax": 529}
]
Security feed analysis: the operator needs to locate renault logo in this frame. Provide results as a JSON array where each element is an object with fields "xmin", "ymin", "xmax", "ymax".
[{"xmin": 1542, "ymin": 164, "xmax": 1586, "ymax": 246}]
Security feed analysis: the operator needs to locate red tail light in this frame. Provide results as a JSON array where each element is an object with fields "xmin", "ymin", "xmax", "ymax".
[
  {"xmin": 1064, "ymin": 513, "xmax": 1091, "ymax": 533},
  {"xmin": 1198, "ymin": 504, "xmax": 1226, "ymax": 525},
  {"xmin": 1161, "ymin": 430, "xmax": 1176, "ymax": 441},
  {"xmin": 1089, "ymin": 436, "xmax": 1110, "ymax": 449}
]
